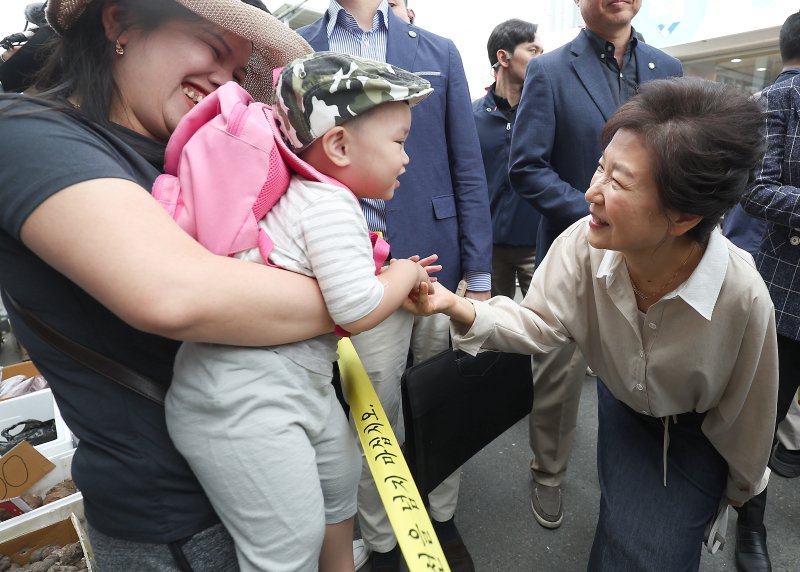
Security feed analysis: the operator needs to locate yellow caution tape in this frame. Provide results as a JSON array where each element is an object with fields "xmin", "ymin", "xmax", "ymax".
[{"xmin": 338, "ymin": 338, "xmax": 450, "ymax": 572}]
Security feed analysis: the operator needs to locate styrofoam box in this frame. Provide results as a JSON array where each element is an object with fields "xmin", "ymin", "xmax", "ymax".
[
  {"xmin": 0, "ymin": 448, "xmax": 84, "ymax": 540},
  {"xmin": 0, "ymin": 388, "xmax": 73, "ymax": 458}
]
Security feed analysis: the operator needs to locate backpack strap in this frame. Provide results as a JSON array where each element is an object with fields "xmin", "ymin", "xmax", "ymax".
[
  {"xmin": 256, "ymin": 227, "xmax": 280, "ymax": 269},
  {"xmin": 369, "ymin": 232, "xmax": 391, "ymax": 274},
  {"xmin": 2, "ymin": 290, "xmax": 166, "ymax": 405}
]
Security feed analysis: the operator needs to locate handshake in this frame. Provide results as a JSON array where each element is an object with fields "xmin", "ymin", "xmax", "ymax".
[{"xmin": 385, "ymin": 254, "xmax": 483, "ymax": 325}]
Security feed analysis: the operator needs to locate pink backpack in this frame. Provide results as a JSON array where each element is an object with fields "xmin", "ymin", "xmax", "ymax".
[{"xmin": 152, "ymin": 81, "xmax": 390, "ymax": 271}]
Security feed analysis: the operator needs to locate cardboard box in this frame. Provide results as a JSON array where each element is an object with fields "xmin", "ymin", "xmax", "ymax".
[
  {"xmin": 0, "ymin": 361, "xmax": 39, "ymax": 382},
  {"xmin": 0, "ymin": 447, "xmax": 84, "ymax": 540},
  {"xmin": 0, "ymin": 513, "xmax": 95, "ymax": 570},
  {"xmin": 0, "ymin": 388, "xmax": 73, "ymax": 458}
]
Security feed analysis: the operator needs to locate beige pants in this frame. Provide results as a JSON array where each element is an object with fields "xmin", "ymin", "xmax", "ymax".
[
  {"xmin": 777, "ymin": 395, "xmax": 800, "ymax": 450},
  {"xmin": 491, "ymin": 244, "xmax": 536, "ymax": 299},
  {"xmin": 528, "ymin": 342, "xmax": 587, "ymax": 486},
  {"xmin": 349, "ymin": 310, "xmax": 458, "ymax": 553}
]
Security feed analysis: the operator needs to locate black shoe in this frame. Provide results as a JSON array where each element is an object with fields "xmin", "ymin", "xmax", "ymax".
[
  {"xmin": 769, "ymin": 442, "xmax": 800, "ymax": 478},
  {"xmin": 369, "ymin": 546, "xmax": 400, "ymax": 572},
  {"xmin": 735, "ymin": 523, "xmax": 772, "ymax": 572},
  {"xmin": 432, "ymin": 518, "xmax": 475, "ymax": 572}
]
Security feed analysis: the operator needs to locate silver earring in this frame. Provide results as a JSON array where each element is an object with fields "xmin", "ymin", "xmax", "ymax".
[{"xmin": 115, "ymin": 41, "xmax": 124, "ymax": 56}]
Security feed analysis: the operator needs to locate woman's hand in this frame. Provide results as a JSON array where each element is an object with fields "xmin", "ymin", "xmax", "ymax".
[
  {"xmin": 405, "ymin": 281, "xmax": 478, "ymax": 326},
  {"xmin": 404, "ymin": 281, "xmax": 457, "ymax": 316}
]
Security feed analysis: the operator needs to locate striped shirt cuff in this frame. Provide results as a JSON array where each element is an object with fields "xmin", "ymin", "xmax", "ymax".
[{"xmin": 465, "ymin": 271, "xmax": 491, "ymax": 292}]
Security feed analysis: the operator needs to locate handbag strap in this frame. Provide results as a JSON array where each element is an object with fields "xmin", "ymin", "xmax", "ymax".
[{"xmin": 2, "ymin": 290, "xmax": 166, "ymax": 405}]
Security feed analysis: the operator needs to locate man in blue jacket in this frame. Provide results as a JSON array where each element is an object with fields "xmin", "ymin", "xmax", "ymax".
[
  {"xmin": 473, "ymin": 19, "xmax": 543, "ymax": 299},
  {"xmin": 509, "ymin": 0, "xmax": 682, "ymax": 530},
  {"xmin": 300, "ymin": 2, "xmax": 492, "ymax": 570}
]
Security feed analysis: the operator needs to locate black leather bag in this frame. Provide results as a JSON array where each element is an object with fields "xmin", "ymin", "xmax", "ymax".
[{"xmin": 401, "ymin": 349, "xmax": 533, "ymax": 499}]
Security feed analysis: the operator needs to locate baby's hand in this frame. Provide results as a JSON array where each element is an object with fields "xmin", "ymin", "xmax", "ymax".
[
  {"xmin": 386, "ymin": 255, "xmax": 440, "ymax": 286},
  {"xmin": 416, "ymin": 261, "xmax": 431, "ymax": 285},
  {"xmin": 407, "ymin": 253, "xmax": 441, "ymax": 282},
  {"xmin": 404, "ymin": 263, "xmax": 433, "ymax": 300}
]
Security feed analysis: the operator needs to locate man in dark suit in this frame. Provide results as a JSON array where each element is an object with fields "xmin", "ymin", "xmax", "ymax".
[
  {"xmin": 300, "ymin": 2, "xmax": 492, "ymax": 570},
  {"xmin": 509, "ymin": 0, "xmax": 682, "ymax": 530}
]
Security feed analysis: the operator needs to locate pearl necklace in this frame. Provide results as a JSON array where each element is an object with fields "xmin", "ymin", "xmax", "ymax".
[{"xmin": 629, "ymin": 243, "xmax": 697, "ymax": 301}]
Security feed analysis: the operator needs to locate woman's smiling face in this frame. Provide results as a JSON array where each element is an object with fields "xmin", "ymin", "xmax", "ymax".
[
  {"xmin": 584, "ymin": 129, "xmax": 670, "ymax": 255},
  {"xmin": 109, "ymin": 17, "xmax": 251, "ymax": 142}
]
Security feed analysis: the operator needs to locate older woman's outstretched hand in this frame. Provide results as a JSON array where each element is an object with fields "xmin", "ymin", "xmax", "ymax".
[
  {"xmin": 403, "ymin": 281, "xmax": 478, "ymax": 327},
  {"xmin": 405, "ymin": 281, "xmax": 447, "ymax": 316}
]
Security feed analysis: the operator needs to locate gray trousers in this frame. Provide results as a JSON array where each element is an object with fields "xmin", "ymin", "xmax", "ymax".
[
  {"xmin": 166, "ymin": 344, "xmax": 360, "ymax": 572},
  {"xmin": 529, "ymin": 342, "xmax": 587, "ymax": 486},
  {"xmin": 491, "ymin": 244, "xmax": 536, "ymax": 299}
]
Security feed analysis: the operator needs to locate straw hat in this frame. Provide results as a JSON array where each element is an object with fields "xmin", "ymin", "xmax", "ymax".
[{"xmin": 45, "ymin": 0, "xmax": 312, "ymax": 102}]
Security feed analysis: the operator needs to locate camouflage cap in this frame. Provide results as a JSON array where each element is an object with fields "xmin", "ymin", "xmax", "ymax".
[{"xmin": 273, "ymin": 51, "xmax": 433, "ymax": 150}]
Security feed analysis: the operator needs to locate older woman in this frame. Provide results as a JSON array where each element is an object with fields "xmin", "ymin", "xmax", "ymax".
[
  {"xmin": 0, "ymin": 1, "xmax": 329, "ymax": 570},
  {"xmin": 405, "ymin": 78, "xmax": 778, "ymax": 571}
]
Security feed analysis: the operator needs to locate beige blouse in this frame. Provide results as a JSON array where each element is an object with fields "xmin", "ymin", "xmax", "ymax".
[{"xmin": 453, "ymin": 217, "xmax": 778, "ymax": 503}]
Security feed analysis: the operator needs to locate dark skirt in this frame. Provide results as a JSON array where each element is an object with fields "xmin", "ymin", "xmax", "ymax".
[{"xmin": 588, "ymin": 380, "xmax": 728, "ymax": 572}]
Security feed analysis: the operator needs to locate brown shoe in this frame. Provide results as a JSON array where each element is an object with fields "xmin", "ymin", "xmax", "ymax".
[{"xmin": 531, "ymin": 482, "xmax": 563, "ymax": 529}]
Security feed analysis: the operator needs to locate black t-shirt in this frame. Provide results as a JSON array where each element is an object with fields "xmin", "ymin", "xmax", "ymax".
[{"xmin": 0, "ymin": 97, "xmax": 219, "ymax": 543}]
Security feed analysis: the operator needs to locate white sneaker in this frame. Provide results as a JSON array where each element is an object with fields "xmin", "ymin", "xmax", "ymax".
[{"xmin": 353, "ymin": 539, "xmax": 371, "ymax": 571}]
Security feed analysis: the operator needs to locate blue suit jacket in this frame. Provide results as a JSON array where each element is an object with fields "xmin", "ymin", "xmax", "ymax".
[
  {"xmin": 299, "ymin": 10, "xmax": 493, "ymax": 291},
  {"xmin": 509, "ymin": 31, "xmax": 683, "ymax": 258}
]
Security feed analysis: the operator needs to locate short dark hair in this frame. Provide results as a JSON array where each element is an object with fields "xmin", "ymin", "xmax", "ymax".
[
  {"xmin": 779, "ymin": 11, "xmax": 800, "ymax": 63},
  {"xmin": 601, "ymin": 78, "xmax": 764, "ymax": 243},
  {"xmin": 487, "ymin": 19, "xmax": 538, "ymax": 67}
]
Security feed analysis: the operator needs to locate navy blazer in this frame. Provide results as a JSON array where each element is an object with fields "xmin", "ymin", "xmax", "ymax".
[
  {"xmin": 473, "ymin": 87, "xmax": 540, "ymax": 247},
  {"xmin": 299, "ymin": 10, "xmax": 493, "ymax": 291},
  {"xmin": 722, "ymin": 204, "xmax": 766, "ymax": 257},
  {"xmin": 509, "ymin": 31, "xmax": 683, "ymax": 258}
]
